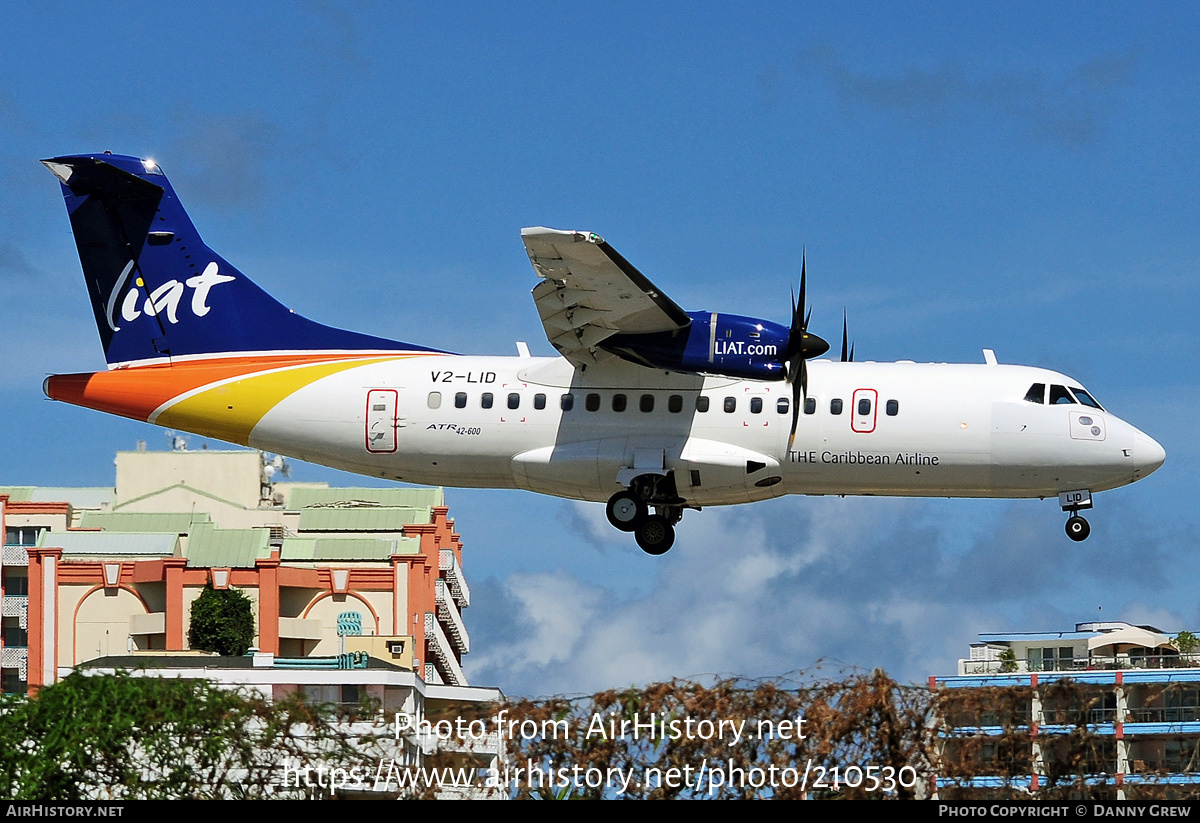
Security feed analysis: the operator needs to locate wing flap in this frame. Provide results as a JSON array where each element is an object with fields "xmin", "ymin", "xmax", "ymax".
[{"xmin": 522, "ymin": 227, "xmax": 690, "ymax": 366}]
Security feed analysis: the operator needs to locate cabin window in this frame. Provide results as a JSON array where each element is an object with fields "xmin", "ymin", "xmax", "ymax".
[
  {"xmin": 534, "ymin": 393, "xmax": 546, "ymax": 410},
  {"xmin": 1049, "ymin": 384, "xmax": 1074, "ymax": 405},
  {"xmin": 723, "ymin": 397, "xmax": 736, "ymax": 413},
  {"xmin": 777, "ymin": 397, "xmax": 789, "ymax": 415},
  {"xmin": 696, "ymin": 396, "xmax": 710, "ymax": 413},
  {"xmin": 1071, "ymin": 387, "xmax": 1103, "ymax": 410},
  {"xmin": 640, "ymin": 394, "xmax": 654, "ymax": 413},
  {"xmin": 750, "ymin": 397, "xmax": 763, "ymax": 414},
  {"xmin": 585, "ymin": 393, "xmax": 600, "ymax": 412},
  {"xmin": 668, "ymin": 394, "xmax": 683, "ymax": 413},
  {"xmin": 1024, "ymin": 383, "xmax": 1045, "ymax": 404},
  {"xmin": 886, "ymin": 399, "xmax": 899, "ymax": 416},
  {"xmin": 612, "ymin": 394, "xmax": 627, "ymax": 412},
  {"xmin": 830, "ymin": 398, "xmax": 843, "ymax": 415},
  {"xmin": 804, "ymin": 397, "xmax": 816, "ymax": 415},
  {"xmin": 858, "ymin": 398, "xmax": 871, "ymax": 416},
  {"xmin": 454, "ymin": 392, "xmax": 467, "ymax": 409},
  {"xmin": 481, "ymin": 392, "xmax": 494, "ymax": 409},
  {"xmin": 427, "ymin": 391, "xmax": 441, "ymax": 409},
  {"xmin": 508, "ymin": 393, "xmax": 520, "ymax": 410},
  {"xmin": 560, "ymin": 393, "xmax": 574, "ymax": 411}
]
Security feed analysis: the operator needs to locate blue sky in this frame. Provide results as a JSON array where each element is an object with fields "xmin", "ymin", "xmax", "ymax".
[{"xmin": 2, "ymin": 3, "xmax": 1197, "ymax": 696}]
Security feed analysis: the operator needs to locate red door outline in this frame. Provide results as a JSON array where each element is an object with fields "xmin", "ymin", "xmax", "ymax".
[{"xmin": 851, "ymin": 388, "xmax": 878, "ymax": 434}]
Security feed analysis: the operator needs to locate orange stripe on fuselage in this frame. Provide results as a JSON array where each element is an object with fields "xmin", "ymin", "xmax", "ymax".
[{"xmin": 44, "ymin": 352, "xmax": 434, "ymax": 440}]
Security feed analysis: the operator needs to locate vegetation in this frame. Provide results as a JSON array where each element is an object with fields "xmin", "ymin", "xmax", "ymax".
[
  {"xmin": 188, "ymin": 583, "xmax": 255, "ymax": 656},
  {"xmin": 2, "ymin": 668, "xmax": 1195, "ymax": 800},
  {"xmin": 1173, "ymin": 630, "xmax": 1199, "ymax": 656},
  {"xmin": 0, "ymin": 672, "xmax": 388, "ymax": 799}
]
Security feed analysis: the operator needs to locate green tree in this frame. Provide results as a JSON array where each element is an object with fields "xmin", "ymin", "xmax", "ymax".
[
  {"xmin": 188, "ymin": 584, "xmax": 255, "ymax": 656},
  {"xmin": 0, "ymin": 672, "xmax": 386, "ymax": 799},
  {"xmin": 1174, "ymin": 630, "xmax": 1199, "ymax": 656}
]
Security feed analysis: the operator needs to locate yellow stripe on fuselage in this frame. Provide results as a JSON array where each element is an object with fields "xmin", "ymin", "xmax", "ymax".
[{"xmin": 154, "ymin": 358, "xmax": 391, "ymax": 445}]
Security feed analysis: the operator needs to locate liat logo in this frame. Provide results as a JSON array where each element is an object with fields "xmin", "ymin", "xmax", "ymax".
[{"xmin": 105, "ymin": 261, "xmax": 235, "ymax": 331}]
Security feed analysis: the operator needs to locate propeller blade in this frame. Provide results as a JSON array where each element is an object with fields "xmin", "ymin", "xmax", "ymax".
[
  {"xmin": 798, "ymin": 251, "xmax": 807, "ymax": 328},
  {"xmin": 788, "ymin": 361, "xmax": 804, "ymax": 449}
]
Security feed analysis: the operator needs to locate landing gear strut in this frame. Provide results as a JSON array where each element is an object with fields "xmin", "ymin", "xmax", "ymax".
[
  {"xmin": 1058, "ymin": 489, "xmax": 1093, "ymax": 542},
  {"xmin": 605, "ymin": 474, "xmax": 689, "ymax": 555}
]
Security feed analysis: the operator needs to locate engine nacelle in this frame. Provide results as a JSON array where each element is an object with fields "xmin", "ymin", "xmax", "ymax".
[{"xmin": 604, "ymin": 311, "xmax": 790, "ymax": 381}]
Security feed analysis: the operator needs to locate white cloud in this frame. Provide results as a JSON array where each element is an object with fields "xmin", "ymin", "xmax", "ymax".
[{"xmin": 466, "ymin": 493, "xmax": 1195, "ymax": 698}]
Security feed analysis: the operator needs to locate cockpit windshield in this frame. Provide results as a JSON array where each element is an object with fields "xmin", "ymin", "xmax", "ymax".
[
  {"xmin": 1070, "ymin": 387, "xmax": 1103, "ymax": 410},
  {"xmin": 1023, "ymin": 382, "xmax": 1105, "ymax": 410}
]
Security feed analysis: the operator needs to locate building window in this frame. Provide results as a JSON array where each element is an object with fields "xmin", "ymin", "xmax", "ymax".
[
  {"xmin": 1, "ymin": 670, "xmax": 25, "ymax": 695},
  {"xmin": 2, "ymin": 574, "xmax": 28, "ymax": 596},
  {"xmin": 4, "ymin": 527, "xmax": 42, "ymax": 547},
  {"xmin": 2, "ymin": 618, "xmax": 26, "ymax": 648}
]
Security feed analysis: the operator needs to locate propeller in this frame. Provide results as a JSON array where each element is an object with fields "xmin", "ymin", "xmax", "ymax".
[
  {"xmin": 784, "ymin": 252, "xmax": 830, "ymax": 448},
  {"xmin": 840, "ymin": 309, "xmax": 854, "ymax": 363}
]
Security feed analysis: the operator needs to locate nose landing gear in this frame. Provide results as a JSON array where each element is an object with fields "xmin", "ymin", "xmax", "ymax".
[
  {"xmin": 1058, "ymin": 489, "xmax": 1093, "ymax": 542},
  {"xmin": 606, "ymin": 474, "xmax": 689, "ymax": 555}
]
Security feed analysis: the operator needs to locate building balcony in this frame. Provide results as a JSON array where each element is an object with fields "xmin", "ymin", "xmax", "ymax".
[
  {"xmin": 960, "ymin": 653, "xmax": 1200, "ymax": 676},
  {"xmin": 129, "ymin": 612, "xmax": 166, "ymax": 636},
  {"xmin": 2, "ymin": 546, "xmax": 29, "ymax": 566},
  {"xmin": 279, "ymin": 617, "xmax": 323, "ymax": 641},
  {"xmin": 435, "ymin": 579, "xmax": 469, "ymax": 654},
  {"xmin": 424, "ymin": 612, "xmax": 466, "ymax": 687},
  {"xmin": 2, "ymin": 595, "xmax": 27, "ymax": 629},
  {"xmin": 439, "ymin": 549, "xmax": 470, "ymax": 608}
]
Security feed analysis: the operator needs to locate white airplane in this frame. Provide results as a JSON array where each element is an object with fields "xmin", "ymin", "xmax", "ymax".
[{"xmin": 41, "ymin": 153, "xmax": 1165, "ymax": 554}]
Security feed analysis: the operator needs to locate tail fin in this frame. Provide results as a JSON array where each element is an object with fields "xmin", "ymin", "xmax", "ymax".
[{"xmin": 43, "ymin": 153, "xmax": 440, "ymax": 367}]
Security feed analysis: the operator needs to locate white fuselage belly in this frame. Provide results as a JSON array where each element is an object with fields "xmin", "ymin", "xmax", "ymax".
[{"xmin": 247, "ymin": 355, "xmax": 1143, "ymax": 507}]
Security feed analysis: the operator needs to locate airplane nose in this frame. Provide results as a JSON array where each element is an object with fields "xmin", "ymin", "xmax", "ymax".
[{"xmin": 1132, "ymin": 430, "xmax": 1166, "ymax": 480}]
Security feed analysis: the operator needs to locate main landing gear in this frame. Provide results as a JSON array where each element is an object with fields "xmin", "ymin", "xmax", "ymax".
[
  {"xmin": 605, "ymin": 475, "xmax": 688, "ymax": 555},
  {"xmin": 1059, "ymin": 489, "xmax": 1093, "ymax": 542}
]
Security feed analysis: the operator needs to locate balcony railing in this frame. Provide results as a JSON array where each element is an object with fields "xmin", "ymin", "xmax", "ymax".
[{"xmin": 961, "ymin": 653, "xmax": 1200, "ymax": 675}]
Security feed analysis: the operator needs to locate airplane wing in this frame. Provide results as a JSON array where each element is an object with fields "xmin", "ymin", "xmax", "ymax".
[{"xmin": 521, "ymin": 227, "xmax": 692, "ymax": 366}]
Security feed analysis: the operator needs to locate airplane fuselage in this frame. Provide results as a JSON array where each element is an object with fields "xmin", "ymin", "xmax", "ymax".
[{"xmin": 50, "ymin": 352, "xmax": 1159, "ymax": 510}]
